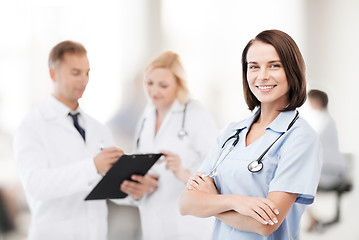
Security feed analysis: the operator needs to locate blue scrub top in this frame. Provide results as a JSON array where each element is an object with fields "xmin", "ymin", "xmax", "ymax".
[{"xmin": 199, "ymin": 109, "xmax": 322, "ymax": 240}]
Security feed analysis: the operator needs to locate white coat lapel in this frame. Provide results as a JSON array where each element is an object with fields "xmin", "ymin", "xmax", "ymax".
[
  {"xmin": 154, "ymin": 100, "xmax": 183, "ymax": 141},
  {"xmin": 136, "ymin": 105, "xmax": 157, "ymax": 152},
  {"xmin": 40, "ymin": 96, "xmax": 85, "ymax": 140}
]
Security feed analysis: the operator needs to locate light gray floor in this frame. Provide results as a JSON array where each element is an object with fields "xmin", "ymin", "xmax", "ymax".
[
  {"xmin": 107, "ymin": 201, "xmax": 142, "ymax": 240},
  {"xmin": 301, "ymin": 190, "xmax": 359, "ymax": 240},
  {"xmin": 2, "ymin": 183, "xmax": 358, "ymax": 240}
]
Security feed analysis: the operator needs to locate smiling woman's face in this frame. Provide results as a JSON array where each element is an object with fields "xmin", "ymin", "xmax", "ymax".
[
  {"xmin": 246, "ymin": 40, "xmax": 289, "ymax": 109},
  {"xmin": 145, "ymin": 67, "xmax": 179, "ymax": 110}
]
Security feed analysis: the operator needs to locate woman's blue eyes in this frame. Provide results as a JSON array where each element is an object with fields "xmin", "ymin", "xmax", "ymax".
[
  {"xmin": 270, "ymin": 64, "xmax": 281, "ymax": 68},
  {"xmin": 248, "ymin": 64, "xmax": 281, "ymax": 70}
]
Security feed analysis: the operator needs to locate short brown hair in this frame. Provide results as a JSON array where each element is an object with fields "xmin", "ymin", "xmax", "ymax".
[
  {"xmin": 241, "ymin": 30, "xmax": 306, "ymax": 111},
  {"xmin": 48, "ymin": 40, "xmax": 87, "ymax": 68},
  {"xmin": 144, "ymin": 51, "xmax": 189, "ymax": 104},
  {"xmin": 308, "ymin": 89, "xmax": 328, "ymax": 108}
]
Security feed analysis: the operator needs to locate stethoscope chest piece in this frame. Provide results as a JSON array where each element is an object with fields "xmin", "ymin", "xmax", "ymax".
[
  {"xmin": 178, "ymin": 129, "xmax": 188, "ymax": 140},
  {"xmin": 208, "ymin": 110, "xmax": 299, "ymax": 175},
  {"xmin": 248, "ymin": 160, "xmax": 263, "ymax": 173}
]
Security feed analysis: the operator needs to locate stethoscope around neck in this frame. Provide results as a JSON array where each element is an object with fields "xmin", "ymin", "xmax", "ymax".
[
  {"xmin": 136, "ymin": 102, "xmax": 189, "ymax": 149},
  {"xmin": 206, "ymin": 110, "xmax": 299, "ymax": 177}
]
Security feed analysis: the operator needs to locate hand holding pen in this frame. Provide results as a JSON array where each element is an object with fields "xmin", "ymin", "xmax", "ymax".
[{"xmin": 94, "ymin": 147, "xmax": 124, "ymax": 175}]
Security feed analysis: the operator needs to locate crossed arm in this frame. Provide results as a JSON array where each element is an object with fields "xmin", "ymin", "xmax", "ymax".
[{"xmin": 179, "ymin": 172, "xmax": 298, "ymax": 236}]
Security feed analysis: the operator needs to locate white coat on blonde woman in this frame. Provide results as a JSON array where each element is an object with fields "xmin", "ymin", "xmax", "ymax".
[{"xmin": 135, "ymin": 99, "xmax": 217, "ymax": 240}]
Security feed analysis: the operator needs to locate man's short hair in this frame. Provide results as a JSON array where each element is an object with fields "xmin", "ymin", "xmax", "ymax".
[
  {"xmin": 308, "ymin": 89, "xmax": 329, "ymax": 108},
  {"xmin": 48, "ymin": 40, "xmax": 87, "ymax": 68}
]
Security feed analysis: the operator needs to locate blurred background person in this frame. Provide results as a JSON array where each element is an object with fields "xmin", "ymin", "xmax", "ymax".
[
  {"xmin": 307, "ymin": 89, "xmax": 347, "ymax": 189},
  {"xmin": 0, "ymin": 188, "xmax": 16, "ymax": 236},
  {"xmin": 0, "ymin": 126, "xmax": 21, "ymax": 238},
  {"xmin": 305, "ymin": 89, "xmax": 348, "ymax": 231},
  {"xmin": 13, "ymin": 41, "xmax": 124, "ymax": 240},
  {"xmin": 120, "ymin": 50, "xmax": 218, "ymax": 240}
]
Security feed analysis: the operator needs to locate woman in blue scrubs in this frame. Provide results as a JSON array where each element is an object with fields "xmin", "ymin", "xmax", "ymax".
[{"xmin": 179, "ymin": 29, "xmax": 322, "ymax": 239}]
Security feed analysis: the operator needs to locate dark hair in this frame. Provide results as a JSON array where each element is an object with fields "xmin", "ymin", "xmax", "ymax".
[
  {"xmin": 308, "ymin": 89, "xmax": 328, "ymax": 108},
  {"xmin": 241, "ymin": 29, "xmax": 306, "ymax": 111},
  {"xmin": 48, "ymin": 40, "xmax": 87, "ymax": 68}
]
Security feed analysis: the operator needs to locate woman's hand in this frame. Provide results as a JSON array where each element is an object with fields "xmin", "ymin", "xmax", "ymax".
[
  {"xmin": 161, "ymin": 150, "xmax": 191, "ymax": 182},
  {"xmin": 120, "ymin": 174, "xmax": 159, "ymax": 200},
  {"xmin": 186, "ymin": 172, "xmax": 219, "ymax": 194},
  {"xmin": 229, "ymin": 195, "xmax": 280, "ymax": 226},
  {"xmin": 186, "ymin": 172, "xmax": 279, "ymax": 225}
]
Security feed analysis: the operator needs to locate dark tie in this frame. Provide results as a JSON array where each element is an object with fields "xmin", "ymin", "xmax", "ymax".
[{"xmin": 68, "ymin": 112, "xmax": 86, "ymax": 141}]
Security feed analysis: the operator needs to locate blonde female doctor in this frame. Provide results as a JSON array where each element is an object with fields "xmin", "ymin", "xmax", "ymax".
[{"xmin": 120, "ymin": 51, "xmax": 218, "ymax": 240}]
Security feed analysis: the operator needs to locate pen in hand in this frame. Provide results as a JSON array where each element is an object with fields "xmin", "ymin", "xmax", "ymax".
[
  {"xmin": 94, "ymin": 146, "xmax": 124, "ymax": 176},
  {"xmin": 100, "ymin": 141, "xmax": 104, "ymax": 151}
]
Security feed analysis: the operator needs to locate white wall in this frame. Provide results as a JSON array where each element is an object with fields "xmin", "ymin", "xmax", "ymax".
[
  {"xmin": 161, "ymin": 0, "xmax": 306, "ymax": 128},
  {"xmin": 306, "ymin": 0, "xmax": 359, "ymax": 160}
]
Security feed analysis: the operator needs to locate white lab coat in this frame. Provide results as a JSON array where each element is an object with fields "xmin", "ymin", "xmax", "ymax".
[
  {"xmin": 135, "ymin": 100, "xmax": 218, "ymax": 240},
  {"xmin": 14, "ymin": 96, "xmax": 114, "ymax": 240}
]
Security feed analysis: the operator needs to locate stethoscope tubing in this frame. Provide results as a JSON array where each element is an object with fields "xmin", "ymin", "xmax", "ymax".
[
  {"xmin": 136, "ymin": 101, "xmax": 189, "ymax": 149},
  {"xmin": 208, "ymin": 110, "xmax": 299, "ymax": 176}
]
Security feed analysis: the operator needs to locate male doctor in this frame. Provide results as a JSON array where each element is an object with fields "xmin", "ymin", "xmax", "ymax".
[{"xmin": 14, "ymin": 40, "xmax": 124, "ymax": 240}]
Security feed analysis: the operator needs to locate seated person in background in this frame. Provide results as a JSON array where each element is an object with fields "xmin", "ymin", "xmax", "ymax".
[
  {"xmin": 305, "ymin": 89, "xmax": 348, "ymax": 231},
  {"xmin": 307, "ymin": 89, "xmax": 347, "ymax": 189}
]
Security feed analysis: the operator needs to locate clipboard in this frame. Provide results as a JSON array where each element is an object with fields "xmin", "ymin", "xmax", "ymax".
[{"xmin": 85, "ymin": 153, "xmax": 162, "ymax": 200}]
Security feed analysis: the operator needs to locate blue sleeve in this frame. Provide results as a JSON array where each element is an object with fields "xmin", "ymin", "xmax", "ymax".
[{"xmin": 269, "ymin": 123, "xmax": 322, "ymax": 204}]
